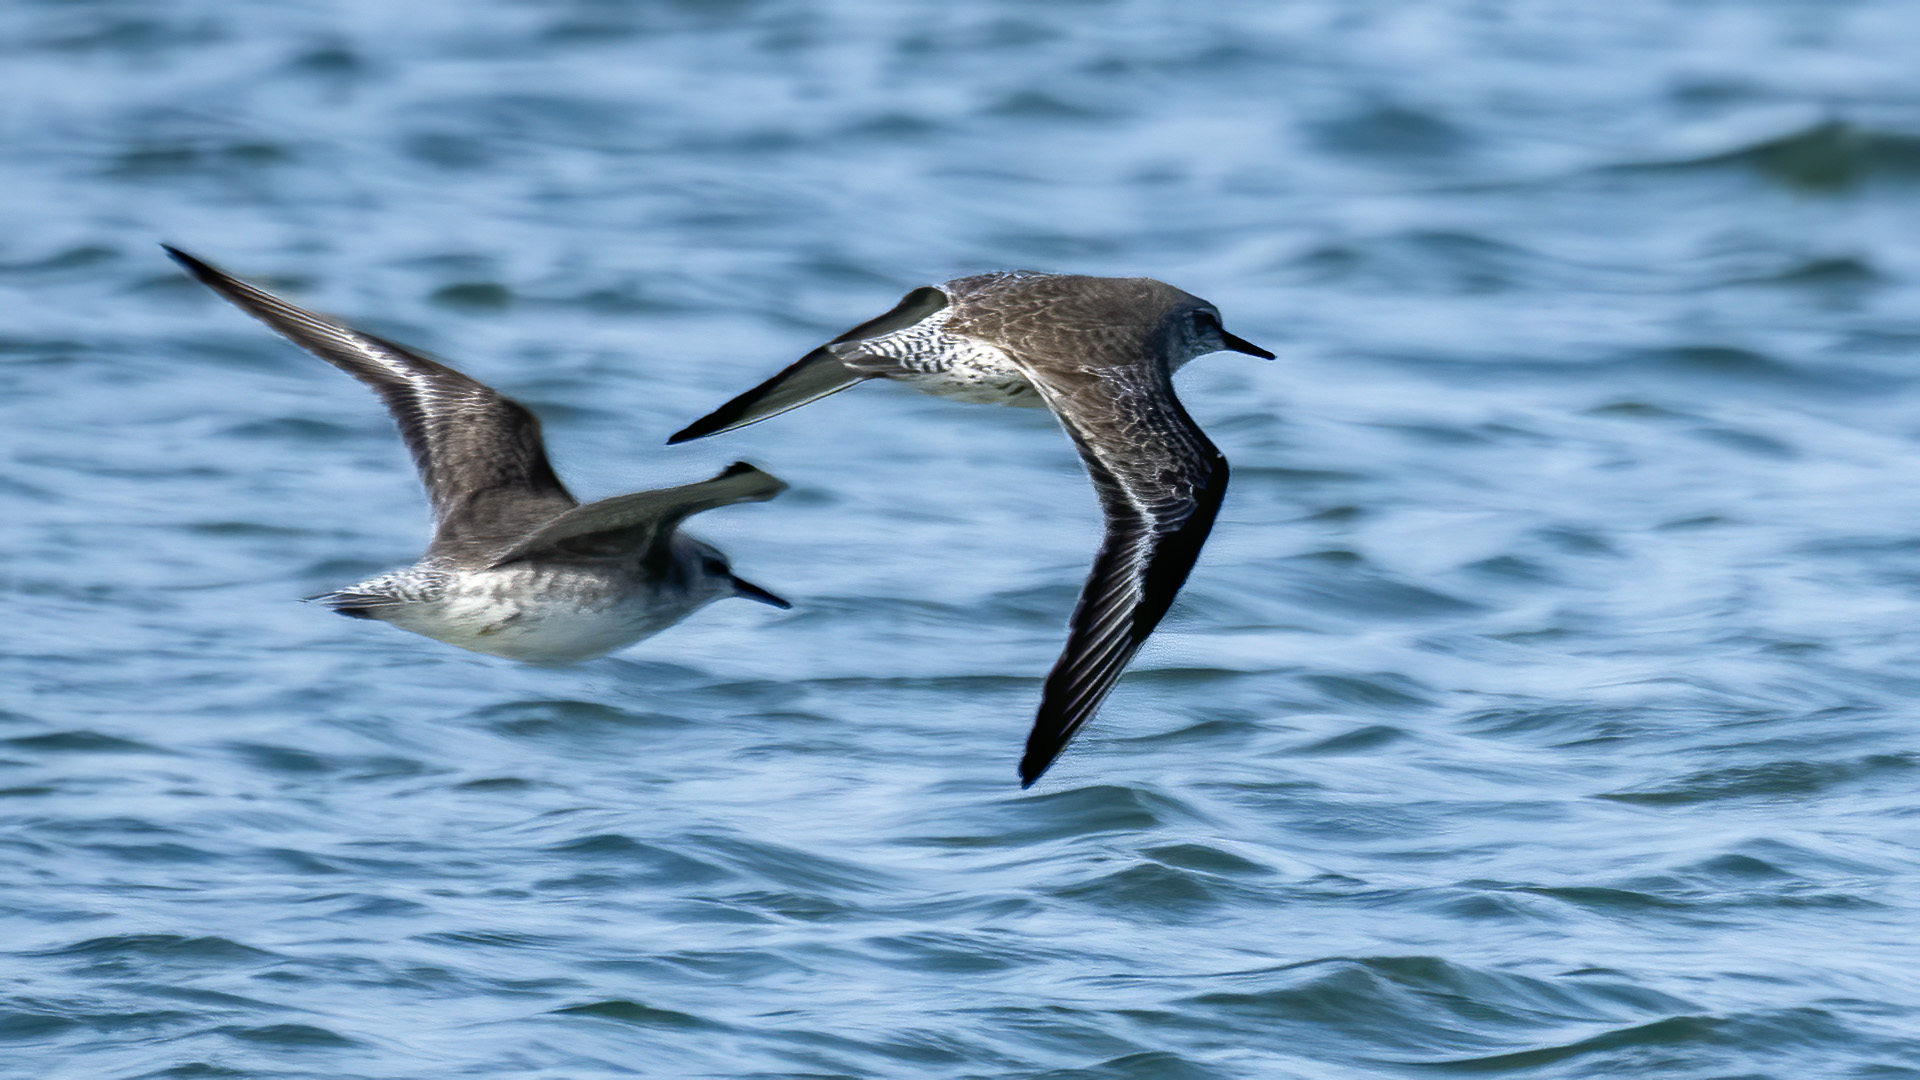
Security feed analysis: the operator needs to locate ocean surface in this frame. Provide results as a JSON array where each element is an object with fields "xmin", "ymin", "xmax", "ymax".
[{"xmin": 7, "ymin": 1, "xmax": 1920, "ymax": 1077}]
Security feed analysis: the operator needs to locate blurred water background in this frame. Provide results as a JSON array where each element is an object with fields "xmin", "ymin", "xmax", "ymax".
[{"xmin": 6, "ymin": 1, "xmax": 1920, "ymax": 1076}]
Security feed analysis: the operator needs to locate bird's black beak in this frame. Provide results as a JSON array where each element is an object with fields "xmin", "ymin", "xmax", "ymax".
[
  {"xmin": 1221, "ymin": 329, "xmax": 1276, "ymax": 360},
  {"xmin": 731, "ymin": 575, "xmax": 791, "ymax": 609}
]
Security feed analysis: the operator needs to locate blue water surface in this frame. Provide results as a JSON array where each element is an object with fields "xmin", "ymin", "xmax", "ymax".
[{"xmin": 7, "ymin": 2, "xmax": 1920, "ymax": 1077}]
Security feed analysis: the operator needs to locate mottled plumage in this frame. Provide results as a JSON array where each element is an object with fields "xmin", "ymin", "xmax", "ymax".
[
  {"xmin": 671, "ymin": 272, "xmax": 1272, "ymax": 784},
  {"xmin": 167, "ymin": 245, "xmax": 789, "ymax": 663}
]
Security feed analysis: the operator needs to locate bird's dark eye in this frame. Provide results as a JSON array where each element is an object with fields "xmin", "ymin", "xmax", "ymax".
[
  {"xmin": 1193, "ymin": 311, "xmax": 1220, "ymax": 331},
  {"xmin": 702, "ymin": 557, "xmax": 726, "ymax": 573}
]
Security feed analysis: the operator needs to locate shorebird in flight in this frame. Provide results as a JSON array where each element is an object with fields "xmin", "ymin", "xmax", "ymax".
[
  {"xmin": 670, "ymin": 271, "xmax": 1271, "ymax": 785},
  {"xmin": 168, "ymin": 245, "xmax": 789, "ymax": 663}
]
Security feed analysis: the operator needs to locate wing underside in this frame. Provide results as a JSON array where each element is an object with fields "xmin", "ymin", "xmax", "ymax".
[
  {"xmin": 164, "ymin": 246, "xmax": 575, "ymax": 552},
  {"xmin": 667, "ymin": 285, "xmax": 949, "ymax": 443},
  {"xmin": 1015, "ymin": 363, "xmax": 1227, "ymax": 787}
]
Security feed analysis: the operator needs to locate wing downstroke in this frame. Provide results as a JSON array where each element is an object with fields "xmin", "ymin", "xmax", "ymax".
[{"xmin": 1016, "ymin": 364, "xmax": 1227, "ymax": 787}]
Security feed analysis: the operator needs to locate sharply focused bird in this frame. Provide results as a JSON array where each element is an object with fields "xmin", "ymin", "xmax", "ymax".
[
  {"xmin": 167, "ymin": 245, "xmax": 790, "ymax": 663},
  {"xmin": 669, "ymin": 271, "xmax": 1271, "ymax": 784}
]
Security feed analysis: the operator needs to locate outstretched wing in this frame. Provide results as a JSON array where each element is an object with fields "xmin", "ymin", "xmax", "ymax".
[
  {"xmin": 667, "ymin": 285, "xmax": 949, "ymax": 443},
  {"xmin": 1015, "ymin": 361, "xmax": 1227, "ymax": 787},
  {"xmin": 489, "ymin": 461, "xmax": 786, "ymax": 567},
  {"xmin": 165, "ymin": 246, "xmax": 575, "ymax": 551}
]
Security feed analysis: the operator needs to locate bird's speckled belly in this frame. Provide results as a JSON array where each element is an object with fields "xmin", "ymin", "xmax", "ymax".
[
  {"xmin": 380, "ymin": 568, "xmax": 704, "ymax": 664},
  {"xmin": 890, "ymin": 345, "xmax": 1046, "ymax": 407},
  {"xmin": 896, "ymin": 369, "xmax": 1045, "ymax": 406},
  {"xmin": 842, "ymin": 322, "xmax": 1047, "ymax": 407}
]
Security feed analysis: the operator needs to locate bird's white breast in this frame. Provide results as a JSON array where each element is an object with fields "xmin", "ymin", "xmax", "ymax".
[
  {"xmin": 896, "ymin": 355, "xmax": 1045, "ymax": 406},
  {"xmin": 380, "ymin": 566, "xmax": 709, "ymax": 664}
]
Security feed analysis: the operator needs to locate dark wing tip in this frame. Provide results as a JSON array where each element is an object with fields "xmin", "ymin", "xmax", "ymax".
[
  {"xmin": 668, "ymin": 403, "xmax": 747, "ymax": 442},
  {"xmin": 666, "ymin": 373, "xmax": 802, "ymax": 443},
  {"xmin": 161, "ymin": 244, "xmax": 221, "ymax": 282},
  {"xmin": 1019, "ymin": 706, "xmax": 1080, "ymax": 787},
  {"xmin": 1017, "ymin": 758, "xmax": 1045, "ymax": 788}
]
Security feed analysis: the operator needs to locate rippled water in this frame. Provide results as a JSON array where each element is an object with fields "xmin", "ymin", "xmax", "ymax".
[{"xmin": 9, "ymin": 1, "xmax": 1920, "ymax": 1077}]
